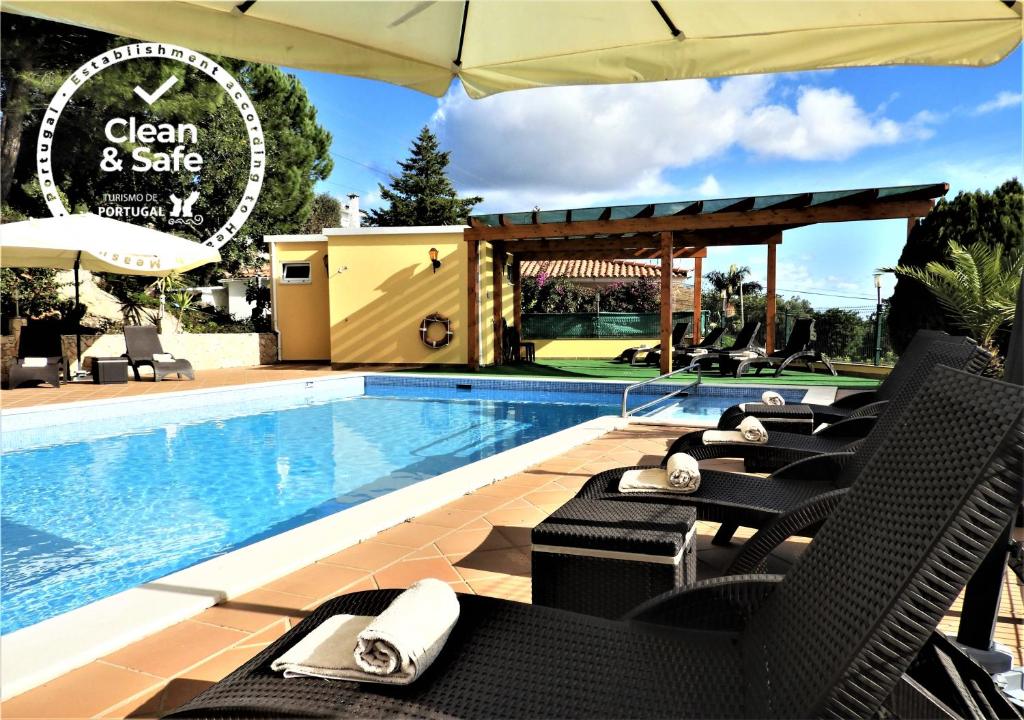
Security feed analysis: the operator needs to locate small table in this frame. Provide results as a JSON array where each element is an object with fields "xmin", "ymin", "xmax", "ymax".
[
  {"xmin": 519, "ymin": 342, "xmax": 536, "ymax": 362},
  {"xmin": 91, "ymin": 357, "xmax": 129, "ymax": 384},
  {"xmin": 532, "ymin": 499, "xmax": 696, "ymax": 619}
]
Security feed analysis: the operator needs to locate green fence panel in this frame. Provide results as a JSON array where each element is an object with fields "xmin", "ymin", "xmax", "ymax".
[{"xmin": 523, "ymin": 312, "xmax": 694, "ymax": 339}]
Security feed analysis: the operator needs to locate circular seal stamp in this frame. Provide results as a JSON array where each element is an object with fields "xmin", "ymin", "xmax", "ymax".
[{"xmin": 36, "ymin": 43, "xmax": 265, "ymax": 249}]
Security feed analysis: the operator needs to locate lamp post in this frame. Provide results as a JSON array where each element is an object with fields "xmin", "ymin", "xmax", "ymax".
[
  {"xmin": 738, "ymin": 282, "xmax": 745, "ymax": 325},
  {"xmin": 873, "ymin": 273, "xmax": 883, "ymax": 366},
  {"xmin": 720, "ymin": 289, "xmax": 727, "ymax": 323}
]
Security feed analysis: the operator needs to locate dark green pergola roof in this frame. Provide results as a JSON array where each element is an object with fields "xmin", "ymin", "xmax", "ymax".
[{"xmin": 468, "ymin": 183, "xmax": 948, "ymax": 228}]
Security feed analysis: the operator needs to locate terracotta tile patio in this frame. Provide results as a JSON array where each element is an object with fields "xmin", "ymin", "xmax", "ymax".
[{"xmin": 2, "ymin": 422, "xmax": 1021, "ymax": 719}]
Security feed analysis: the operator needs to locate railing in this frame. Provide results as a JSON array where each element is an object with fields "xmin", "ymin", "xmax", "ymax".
[{"xmin": 621, "ymin": 365, "xmax": 701, "ymax": 417}]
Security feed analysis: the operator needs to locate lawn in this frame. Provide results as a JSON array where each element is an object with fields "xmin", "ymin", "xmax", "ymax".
[{"xmin": 400, "ymin": 358, "xmax": 882, "ymax": 388}]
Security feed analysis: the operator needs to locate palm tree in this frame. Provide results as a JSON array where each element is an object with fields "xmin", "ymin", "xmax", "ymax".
[
  {"xmin": 880, "ymin": 240, "xmax": 1022, "ymax": 360},
  {"xmin": 705, "ymin": 264, "xmax": 764, "ymax": 323}
]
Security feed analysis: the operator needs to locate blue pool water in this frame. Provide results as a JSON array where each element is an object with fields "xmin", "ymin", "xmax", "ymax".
[{"xmin": 0, "ymin": 379, "xmax": 801, "ymax": 633}]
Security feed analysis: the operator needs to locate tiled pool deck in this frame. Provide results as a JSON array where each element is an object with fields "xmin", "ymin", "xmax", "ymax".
[{"xmin": 1, "ymin": 374, "xmax": 1021, "ymax": 718}]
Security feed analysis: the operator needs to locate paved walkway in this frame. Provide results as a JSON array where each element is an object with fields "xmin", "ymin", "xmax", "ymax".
[{"xmin": 2, "ymin": 424, "xmax": 1021, "ymax": 719}]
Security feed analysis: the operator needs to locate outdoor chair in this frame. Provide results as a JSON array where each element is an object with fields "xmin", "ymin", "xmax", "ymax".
[
  {"xmin": 643, "ymin": 326, "xmax": 726, "ymax": 367},
  {"xmin": 166, "ymin": 368, "xmax": 1024, "ymax": 720},
  {"xmin": 576, "ymin": 365, "xmax": 991, "ymax": 571},
  {"xmin": 665, "ymin": 333, "xmax": 991, "ymax": 473},
  {"xmin": 613, "ymin": 320, "xmax": 689, "ymax": 364},
  {"xmin": 719, "ymin": 329, "xmax": 969, "ymax": 433},
  {"xmin": 122, "ymin": 325, "xmax": 195, "ymax": 382},
  {"xmin": 733, "ymin": 317, "xmax": 837, "ymax": 377},
  {"xmin": 7, "ymin": 323, "xmax": 69, "ymax": 389},
  {"xmin": 685, "ymin": 320, "xmax": 762, "ymax": 375}
]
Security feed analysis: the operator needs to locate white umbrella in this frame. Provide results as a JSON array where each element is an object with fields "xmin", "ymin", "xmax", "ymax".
[
  {"xmin": 5, "ymin": 1, "xmax": 1021, "ymax": 98},
  {"xmin": 0, "ymin": 213, "xmax": 221, "ymax": 367}
]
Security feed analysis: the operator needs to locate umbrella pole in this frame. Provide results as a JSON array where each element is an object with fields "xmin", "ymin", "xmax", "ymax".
[{"xmin": 74, "ymin": 252, "xmax": 82, "ymax": 377}]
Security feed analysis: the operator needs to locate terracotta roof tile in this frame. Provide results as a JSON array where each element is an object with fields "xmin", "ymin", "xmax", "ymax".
[{"xmin": 520, "ymin": 259, "xmax": 687, "ymax": 280}]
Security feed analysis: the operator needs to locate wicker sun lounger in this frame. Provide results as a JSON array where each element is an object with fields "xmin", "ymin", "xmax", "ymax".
[
  {"xmin": 576, "ymin": 365, "xmax": 1002, "ymax": 573},
  {"xmin": 733, "ymin": 317, "xmax": 836, "ymax": 377},
  {"xmin": 718, "ymin": 329, "xmax": 975, "ymax": 433},
  {"xmin": 615, "ymin": 321, "xmax": 690, "ymax": 365},
  {"xmin": 167, "ymin": 368, "xmax": 1023, "ymax": 720},
  {"xmin": 685, "ymin": 319, "xmax": 762, "ymax": 376},
  {"xmin": 7, "ymin": 323, "xmax": 70, "ymax": 389},
  {"xmin": 665, "ymin": 332, "xmax": 992, "ymax": 472},
  {"xmin": 122, "ymin": 325, "xmax": 195, "ymax": 381}
]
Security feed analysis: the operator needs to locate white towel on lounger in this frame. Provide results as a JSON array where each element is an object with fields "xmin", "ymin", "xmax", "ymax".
[
  {"xmin": 271, "ymin": 578, "xmax": 458, "ymax": 684},
  {"xmin": 152, "ymin": 353, "xmax": 175, "ymax": 362},
  {"xmin": 21, "ymin": 357, "xmax": 48, "ymax": 368},
  {"xmin": 618, "ymin": 453, "xmax": 700, "ymax": 493},
  {"xmin": 761, "ymin": 391, "xmax": 785, "ymax": 406},
  {"xmin": 703, "ymin": 416, "xmax": 769, "ymax": 445}
]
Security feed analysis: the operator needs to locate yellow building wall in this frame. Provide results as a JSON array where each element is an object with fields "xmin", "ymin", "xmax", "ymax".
[
  {"xmin": 529, "ymin": 337, "xmax": 660, "ymax": 359},
  {"xmin": 327, "ymin": 231, "xmax": 470, "ymax": 365},
  {"xmin": 272, "ymin": 240, "xmax": 331, "ymax": 361}
]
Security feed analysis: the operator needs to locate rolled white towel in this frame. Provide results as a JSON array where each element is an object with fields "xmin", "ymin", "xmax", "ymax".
[
  {"xmin": 761, "ymin": 391, "xmax": 785, "ymax": 406},
  {"xmin": 21, "ymin": 357, "xmax": 49, "ymax": 368},
  {"xmin": 703, "ymin": 416, "xmax": 769, "ymax": 445},
  {"xmin": 618, "ymin": 453, "xmax": 700, "ymax": 494},
  {"xmin": 270, "ymin": 578, "xmax": 459, "ymax": 685},
  {"xmin": 152, "ymin": 353, "xmax": 175, "ymax": 362}
]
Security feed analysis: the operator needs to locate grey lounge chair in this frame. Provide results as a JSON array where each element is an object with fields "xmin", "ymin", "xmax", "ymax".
[
  {"xmin": 666, "ymin": 333, "xmax": 991, "ymax": 473},
  {"xmin": 122, "ymin": 325, "xmax": 195, "ymax": 381},
  {"xmin": 643, "ymin": 326, "xmax": 727, "ymax": 367},
  {"xmin": 718, "ymin": 329, "xmax": 976, "ymax": 433},
  {"xmin": 686, "ymin": 320, "xmax": 762, "ymax": 375},
  {"xmin": 166, "ymin": 368, "xmax": 1023, "ymax": 719},
  {"xmin": 7, "ymin": 323, "xmax": 69, "ymax": 389},
  {"xmin": 733, "ymin": 317, "xmax": 836, "ymax": 377},
  {"xmin": 614, "ymin": 321, "xmax": 690, "ymax": 365}
]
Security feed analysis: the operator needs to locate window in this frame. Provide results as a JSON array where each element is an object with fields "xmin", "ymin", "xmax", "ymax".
[{"xmin": 281, "ymin": 262, "xmax": 312, "ymax": 284}]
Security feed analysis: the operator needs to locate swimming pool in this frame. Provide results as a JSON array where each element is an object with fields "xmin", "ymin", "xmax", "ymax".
[{"xmin": 1, "ymin": 376, "xmax": 806, "ymax": 633}]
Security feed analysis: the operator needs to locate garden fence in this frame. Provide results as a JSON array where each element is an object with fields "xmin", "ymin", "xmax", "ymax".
[{"xmin": 523, "ymin": 311, "xmax": 696, "ymax": 339}]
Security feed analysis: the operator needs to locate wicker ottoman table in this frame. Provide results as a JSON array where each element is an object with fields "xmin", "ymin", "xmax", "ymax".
[
  {"xmin": 91, "ymin": 357, "xmax": 129, "ymax": 384},
  {"xmin": 531, "ymin": 499, "xmax": 697, "ymax": 619}
]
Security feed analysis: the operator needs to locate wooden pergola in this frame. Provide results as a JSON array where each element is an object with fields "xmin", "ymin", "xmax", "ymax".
[{"xmin": 464, "ymin": 183, "xmax": 948, "ymax": 373}]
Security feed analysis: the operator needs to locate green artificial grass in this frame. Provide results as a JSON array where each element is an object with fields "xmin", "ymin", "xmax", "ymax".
[{"xmin": 399, "ymin": 358, "xmax": 881, "ymax": 388}]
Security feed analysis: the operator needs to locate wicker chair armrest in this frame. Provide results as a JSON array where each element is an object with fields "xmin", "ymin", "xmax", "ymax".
[
  {"xmin": 724, "ymin": 489, "xmax": 848, "ymax": 575},
  {"xmin": 814, "ymin": 415, "xmax": 876, "ymax": 438},
  {"xmin": 846, "ymin": 399, "xmax": 890, "ymax": 419},
  {"xmin": 771, "ymin": 452, "xmax": 855, "ymax": 481},
  {"xmin": 829, "ymin": 390, "xmax": 879, "ymax": 409},
  {"xmin": 623, "ymin": 574, "xmax": 783, "ymax": 631}
]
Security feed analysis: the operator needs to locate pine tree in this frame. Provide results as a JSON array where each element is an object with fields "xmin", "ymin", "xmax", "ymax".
[{"xmin": 365, "ymin": 127, "xmax": 482, "ymax": 226}]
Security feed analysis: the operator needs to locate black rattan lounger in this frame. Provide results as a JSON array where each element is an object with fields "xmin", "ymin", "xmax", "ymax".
[
  {"xmin": 615, "ymin": 321, "xmax": 690, "ymax": 365},
  {"xmin": 666, "ymin": 333, "xmax": 991, "ymax": 472},
  {"xmin": 122, "ymin": 325, "xmax": 195, "ymax": 382},
  {"xmin": 685, "ymin": 319, "xmax": 762, "ymax": 376},
  {"xmin": 7, "ymin": 323, "xmax": 69, "ymax": 389},
  {"xmin": 718, "ymin": 329, "xmax": 971, "ymax": 433},
  {"xmin": 166, "ymin": 368, "xmax": 1023, "ymax": 720},
  {"xmin": 733, "ymin": 317, "xmax": 836, "ymax": 377}
]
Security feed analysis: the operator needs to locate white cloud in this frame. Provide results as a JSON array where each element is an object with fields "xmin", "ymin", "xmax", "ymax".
[
  {"xmin": 975, "ymin": 91, "xmax": 1023, "ymax": 115},
  {"xmin": 433, "ymin": 78, "xmax": 939, "ymax": 211}
]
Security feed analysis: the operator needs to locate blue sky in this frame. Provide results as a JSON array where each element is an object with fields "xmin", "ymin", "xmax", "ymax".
[{"xmin": 291, "ymin": 49, "xmax": 1022, "ymax": 310}]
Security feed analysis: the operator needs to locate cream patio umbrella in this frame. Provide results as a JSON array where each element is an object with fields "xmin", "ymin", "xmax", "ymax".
[
  {"xmin": 0, "ymin": 213, "xmax": 221, "ymax": 368},
  {"xmin": 5, "ymin": 1, "xmax": 1021, "ymax": 98}
]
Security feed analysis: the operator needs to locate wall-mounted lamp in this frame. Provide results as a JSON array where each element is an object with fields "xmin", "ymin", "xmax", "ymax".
[
  {"xmin": 336, "ymin": 265, "xmax": 348, "ymax": 275},
  {"xmin": 429, "ymin": 247, "xmax": 442, "ymax": 273}
]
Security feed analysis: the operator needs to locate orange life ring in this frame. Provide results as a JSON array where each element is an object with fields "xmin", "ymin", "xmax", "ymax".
[{"xmin": 419, "ymin": 313, "xmax": 453, "ymax": 349}]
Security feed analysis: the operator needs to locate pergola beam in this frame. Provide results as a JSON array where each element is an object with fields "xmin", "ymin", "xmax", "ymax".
[
  {"xmin": 659, "ymin": 231, "xmax": 673, "ymax": 375},
  {"xmin": 467, "ymin": 239, "xmax": 480, "ymax": 370},
  {"xmin": 465, "ymin": 199, "xmax": 935, "ymax": 242}
]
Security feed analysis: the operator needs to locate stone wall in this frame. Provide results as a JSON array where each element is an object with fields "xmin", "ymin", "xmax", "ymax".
[{"xmin": 2, "ymin": 332, "xmax": 278, "ymax": 383}]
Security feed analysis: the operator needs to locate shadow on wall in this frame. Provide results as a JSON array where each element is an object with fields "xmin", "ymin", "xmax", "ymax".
[{"xmin": 329, "ymin": 253, "xmax": 468, "ymax": 365}]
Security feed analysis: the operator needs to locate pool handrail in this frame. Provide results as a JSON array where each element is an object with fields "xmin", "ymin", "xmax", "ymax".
[{"xmin": 621, "ymin": 365, "xmax": 701, "ymax": 417}]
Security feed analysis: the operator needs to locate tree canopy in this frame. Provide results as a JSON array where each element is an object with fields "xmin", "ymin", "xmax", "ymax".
[
  {"xmin": 365, "ymin": 126, "xmax": 481, "ymax": 226},
  {"xmin": 887, "ymin": 179, "xmax": 1022, "ymax": 354},
  {"xmin": 304, "ymin": 192, "xmax": 342, "ymax": 233}
]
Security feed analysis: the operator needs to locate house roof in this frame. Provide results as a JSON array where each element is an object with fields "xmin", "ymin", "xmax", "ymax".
[{"xmin": 521, "ymin": 259, "xmax": 687, "ymax": 280}]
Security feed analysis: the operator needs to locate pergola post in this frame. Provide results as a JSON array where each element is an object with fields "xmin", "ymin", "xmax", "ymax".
[
  {"xmin": 467, "ymin": 239, "xmax": 480, "ymax": 371},
  {"xmin": 660, "ymin": 231, "xmax": 673, "ymax": 375},
  {"xmin": 492, "ymin": 242, "xmax": 505, "ymax": 365},
  {"xmin": 512, "ymin": 255, "xmax": 522, "ymax": 337},
  {"xmin": 765, "ymin": 236, "xmax": 779, "ymax": 354},
  {"xmin": 692, "ymin": 255, "xmax": 703, "ymax": 344}
]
